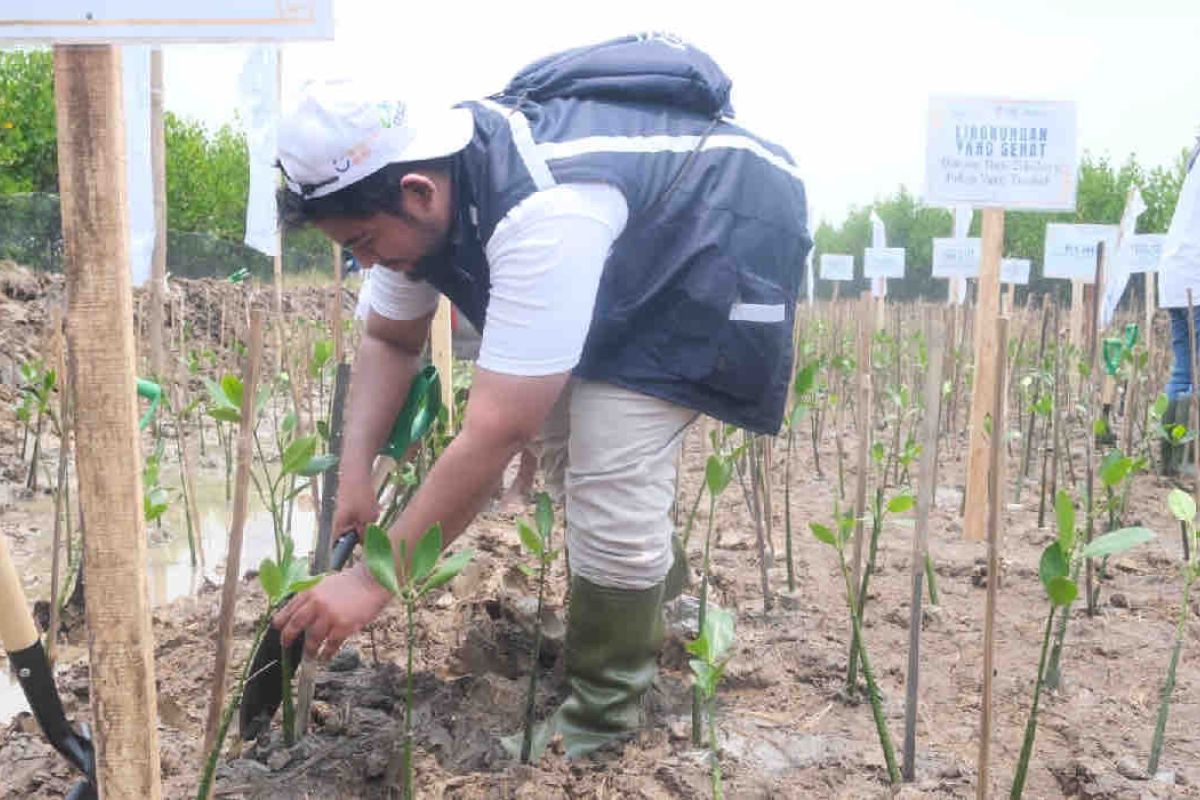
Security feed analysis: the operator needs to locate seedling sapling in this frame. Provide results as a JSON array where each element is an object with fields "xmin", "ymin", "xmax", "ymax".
[
  {"xmin": 687, "ymin": 604, "xmax": 735, "ymax": 800},
  {"xmin": 364, "ymin": 523, "xmax": 474, "ymax": 800},
  {"xmin": 515, "ymin": 493, "xmax": 558, "ymax": 764},
  {"xmin": 693, "ymin": 451, "xmax": 735, "ymax": 745}
]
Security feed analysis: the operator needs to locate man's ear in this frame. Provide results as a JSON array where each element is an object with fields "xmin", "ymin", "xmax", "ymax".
[{"xmin": 399, "ymin": 173, "xmax": 437, "ymax": 214}]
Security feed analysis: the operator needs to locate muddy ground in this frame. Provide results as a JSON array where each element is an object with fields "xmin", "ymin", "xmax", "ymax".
[{"xmin": 0, "ymin": 264, "xmax": 1197, "ymax": 798}]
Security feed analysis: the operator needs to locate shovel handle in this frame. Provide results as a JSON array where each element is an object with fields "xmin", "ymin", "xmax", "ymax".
[
  {"xmin": 330, "ymin": 530, "xmax": 360, "ymax": 572},
  {"xmin": 0, "ymin": 525, "xmax": 38, "ymax": 652}
]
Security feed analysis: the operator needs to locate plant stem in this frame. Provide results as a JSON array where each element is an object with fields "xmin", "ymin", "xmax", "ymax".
[
  {"xmin": 1148, "ymin": 570, "xmax": 1194, "ymax": 775},
  {"xmin": 784, "ymin": 429, "xmax": 796, "ymax": 591},
  {"xmin": 281, "ymin": 641, "xmax": 295, "ymax": 746},
  {"xmin": 848, "ymin": 488, "xmax": 884, "ymax": 694},
  {"xmin": 708, "ymin": 695, "xmax": 723, "ymax": 800},
  {"xmin": 693, "ymin": 495, "xmax": 717, "ymax": 746},
  {"xmin": 681, "ymin": 475, "xmax": 706, "ymax": 549},
  {"xmin": 520, "ymin": 556, "xmax": 547, "ymax": 763},
  {"xmin": 1011, "ymin": 606, "xmax": 1057, "ymax": 799},
  {"xmin": 196, "ymin": 613, "xmax": 272, "ymax": 800},
  {"xmin": 404, "ymin": 597, "xmax": 415, "ymax": 800},
  {"xmin": 839, "ymin": 547, "xmax": 900, "ymax": 786},
  {"xmin": 924, "ymin": 553, "xmax": 939, "ymax": 606}
]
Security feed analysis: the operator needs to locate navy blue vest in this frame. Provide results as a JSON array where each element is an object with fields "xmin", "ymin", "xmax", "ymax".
[{"xmin": 421, "ymin": 37, "xmax": 811, "ymax": 434}]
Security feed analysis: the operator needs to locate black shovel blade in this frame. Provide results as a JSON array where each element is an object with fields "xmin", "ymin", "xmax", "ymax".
[{"xmin": 238, "ymin": 531, "xmax": 358, "ymax": 741}]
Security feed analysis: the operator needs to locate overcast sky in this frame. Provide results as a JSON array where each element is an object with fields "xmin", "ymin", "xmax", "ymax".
[{"xmin": 162, "ymin": 0, "xmax": 1200, "ymax": 226}]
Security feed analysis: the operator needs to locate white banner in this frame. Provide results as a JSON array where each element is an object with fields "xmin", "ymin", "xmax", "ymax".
[
  {"xmin": 820, "ymin": 253, "xmax": 854, "ymax": 281},
  {"xmin": 1114, "ymin": 233, "xmax": 1165, "ymax": 274},
  {"xmin": 121, "ymin": 45, "xmax": 154, "ymax": 287},
  {"xmin": 926, "ymin": 97, "xmax": 1078, "ymax": 211},
  {"xmin": 953, "ymin": 204, "xmax": 973, "ymax": 239},
  {"xmin": 1043, "ymin": 223, "xmax": 1120, "ymax": 282},
  {"xmin": 932, "ymin": 238, "xmax": 981, "ymax": 278},
  {"xmin": 1001, "ymin": 258, "xmax": 1031, "ymax": 285},
  {"xmin": 239, "ymin": 45, "xmax": 280, "ymax": 258},
  {"xmin": 870, "ymin": 210, "xmax": 887, "ymax": 249},
  {"xmin": 864, "ymin": 247, "xmax": 906, "ymax": 279},
  {"xmin": 0, "ymin": 2, "xmax": 333, "ymax": 42}
]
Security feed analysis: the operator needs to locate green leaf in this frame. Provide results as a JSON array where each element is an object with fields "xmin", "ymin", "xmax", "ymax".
[
  {"xmin": 421, "ymin": 549, "xmax": 474, "ymax": 594},
  {"xmin": 1054, "ymin": 490, "xmax": 1075, "ymax": 552},
  {"xmin": 688, "ymin": 659, "xmax": 720, "ymax": 698},
  {"xmin": 705, "ymin": 455, "xmax": 734, "ymax": 497},
  {"xmin": 1039, "ymin": 542, "xmax": 1069, "ymax": 592},
  {"xmin": 287, "ymin": 575, "xmax": 322, "ymax": 595},
  {"xmin": 220, "ymin": 373, "xmax": 244, "ymax": 411},
  {"xmin": 259, "ymin": 558, "xmax": 283, "ymax": 603},
  {"xmin": 1098, "ymin": 451, "xmax": 1131, "ymax": 489},
  {"xmin": 1093, "ymin": 418, "xmax": 1109, "ymax": 437},
  {"xmin": 517, "ymin": 519, "xmax": 544, "ymax": 557},
  {"xmin": 1169, "ymin": 489, "xmax": 1196, "ymax": 523},
  {"xmin": 516, "ymin": 562, "xmax": 537, "ymax": 578},
  {"xmin": 703, "ymin": 606, "xmax": 735, "ymax": 662},
  {"xmin": 810, "ymin": 522, "xmax": 836, "ymax": 547},
  {"xmin": 1153, "ymin": 393, "xmax": 1170, "ymax": 418},
  {"xmin": 886, "ymin": 493, "xmax": 915, "ymax": 514},
  {"xmin": 364, "ymin": 524, "xmax": 400, "ymax": 596},
  {"xmin": 316, "ymin": 420, "xmax": 330, "ymax": 441},
  {"xmin": 1082, "ymin": 527, "xmax": 1155, "ymax": 559},
  {"xmin": 534, "ymin": 492, "xmax": 554, "ymax": 539},
  {"xmin": 281, "ymin": 412, "xmax": 297, "ymax": 436},
  {"xmin": 411, "ymin": 524, "xmax": 443, "ymax": 582},
  {"xmin": 870, "ymin": 442, "xmax": 885, "ymax": 464},
  {"xmin": 1047, "ymin": 576, "xmax": 1078, "ymax": 606},
  {"xmin": 793, "ymin": 361, "xmax": 818, "ymax": 398},
  {"xmin": 208, "ymin": 406, "xmax": 241, "ymax": 424},
  {"xmin": 298, "ymin": 453, "xmax": 338, "ymax": 477},
  {"xmin": 280, "ymin": 434, "xmax": 318, "ymax": 477}
]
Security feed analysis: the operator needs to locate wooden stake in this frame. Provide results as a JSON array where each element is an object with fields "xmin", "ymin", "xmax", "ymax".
[
  {"xmin": 977, "ymin": 314, "xmax": 1009, "ymax": 800},
  {"xmin": 850, "ymin": 292, "xmax": 873, "ymax": 611},
  {"xmin": 964, "ymin": 208, "xmax": 1004, "ymax": 540},
  {"xmin": 47, "ymin": 316, "xmax": 71, "ymax": 665},
  {"xmin": 202, "ymin": 310, "xmax": 264, "ymax": 761},
  {"xmin": 332, "ymin": 241, "xmax": 345, "ymax": 365},
  {"xmin": 902, "ymin": 307, "xmax": 946, "ymax": 781},
  {"xmin": 431, "ymin": 295, "xmax": 454, "ymax": 426},
  {"xmin": 148, "ymin": 47, "xmax": 167, "ymax": 380},
  {"xmin": 1145, "ymin": 271, "xmax": 1157, "ymax": 366},
  {"xmin": 54, "ymin": 43, "xmax": 162, "ymax": 799},
  {"xmin": 172, "ymin": 381, "xmax": 205, "ymax": 573}
]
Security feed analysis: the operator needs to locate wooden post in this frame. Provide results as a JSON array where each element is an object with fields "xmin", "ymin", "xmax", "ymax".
[
  {"xmin": 331, "ymin": 241, "xmax": 344, "ymax": 365},
  {"xmin": 54, "ymin": 44, "xmax": 163, "ymax": 799},
  {"xmin": 202, "ymin": 311, "xmax": 264, "ymax": 761},
  {"xmin": 976, "ymin": 314, "xmax": 1009, "ymax": 800},
  {"xmin": 902, "ymin": 307, "xmax": 945, "ymax": 781},
  {"xmin": 272, "ymin": 53, "xmax": 286, "ymax": 372},
  {"xmin": 148, "ymin": 47, "xmax": 167, "ymax": 379},
  {"xmin": 1145, "ymin": 271, "xmax": 1157, "ymax": 365},
  {"xmin": 47, "ymin": 315, "xmax": 71, "ymax": 665},
  {"xmin": 850, "ymin": 292, "xmax": 873, "ymax": 605},
  {"xmin": 1069, "ymin": 279, "xmax": 1084, "ymax": 353},
  {"xmin": 431, "ymin": 295, "xmax": 454, "ymax": 426},
  {"xmin": 963, "ymin": 208, "xmax": 1004, "ymax": 541}
]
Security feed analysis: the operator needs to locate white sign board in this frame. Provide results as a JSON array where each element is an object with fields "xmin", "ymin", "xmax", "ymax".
[
  {"xmin": 1000, "ymin": 258, "xmax": 1031, "ymax": 285},
  {"xmin": 863, "ymin": 247, "xmax": 906, "ymax": 279},
  {"xmin": 925, "ymin": 97, "xmax": 1078, "ymax": 211},
  {"xmin": 1043, "ymin": 223, "xmax": 1120, "ymax": 282},
  {"xmin": 1113, "ymin": 233, "xmax": 1165, "ymax": 274},
  {"xmin": 932, "ymin": 237, "xmax": 981, "ymax": 278},
  {"xmin": 0, "ymin": 2, "xmax": 333, "ymax": 41},
  {"xmin": 820, "ymin": 254, "xmax": 854, "ymax": 281}
]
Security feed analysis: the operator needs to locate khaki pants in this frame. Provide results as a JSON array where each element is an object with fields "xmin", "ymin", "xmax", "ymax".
[{"xmin": 539, "ymin": 380, "xmax": 696, "ymax": 590}]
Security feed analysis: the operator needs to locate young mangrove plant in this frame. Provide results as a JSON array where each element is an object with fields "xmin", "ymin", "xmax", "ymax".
[
  {"xmin": 364, "ymin": 523, "xmax": 474, "ymax": 800},
  {"xmin": 812, "ymin": 507, "xmax": 900, "ymax": 786},
  {"xmin": 687, "ymin": 604, "xmax": 735, "ymax": 800},
  {"xmin": 785, "ymin": 358, "xmax": 819, "ymax": 592},
  {"xmin": 196, "ymin": 542, "xmax": 322, "ymax": 800},
  {"xmin": 1148, "ymin": 489, "xmax": 1198, "ymax": 776},
  {"xmin": 1011, "ymin": 494, "xmax": 1153, "ymax": 798},
  {"xmin": 515, "ymin": 492, "xmax": 558, "ymax": 764},
  {"xmin": 691, "ymin": 450, "xmax": 735, "ymax": 745}
]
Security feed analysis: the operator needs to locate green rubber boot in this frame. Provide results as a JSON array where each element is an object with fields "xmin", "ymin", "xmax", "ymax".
[
  {"xmin": 556, "ymin": 575, "xmax": 666, "ymax": 759},
  {"xmin": 663, "ymin": 534, "xmax": 691, "ymax": 602}
]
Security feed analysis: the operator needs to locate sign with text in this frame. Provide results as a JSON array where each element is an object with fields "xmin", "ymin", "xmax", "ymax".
[
  {"xmin": 0, "ymin": 2, "xmax": 333, "ymax": 41},
  {"xmin": 863, "ymin": 247, "xmax": 906, "ymax": 279},
  {"xmin": 925, "ymin": 97, "xmax": 1078, "ymax": 211},
  {"xmin": 1000, "ymin": 258, "xmax": 1031, "ymax": 285},
  {"xmin": 1113, "ymin": 233, "xmax": 1165, "ymax": 274},
  {"xmin": 820, "ymin": 253, "xmax": 854, "ymax": 281},
  {"xmin": 1043, "ymin": 223, "xmax": 1119, "ymax": 282},
  {"xmin": 932, "ymin": 237, "xmax": 981, "ymax": 278}
]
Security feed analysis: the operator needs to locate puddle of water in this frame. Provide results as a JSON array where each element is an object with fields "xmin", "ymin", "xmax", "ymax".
[{"xmin": 1, "ymin": 473, "xmax": 318, "ymax": 724}]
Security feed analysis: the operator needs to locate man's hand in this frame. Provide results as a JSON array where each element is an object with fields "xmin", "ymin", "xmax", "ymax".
[
  {"xmin": 273, "ymin": 563, "xmax": 393, "ymax": 661},
  {"xmin": 332, "ymin": 476, "xmax": 381, "ymax": 539}
]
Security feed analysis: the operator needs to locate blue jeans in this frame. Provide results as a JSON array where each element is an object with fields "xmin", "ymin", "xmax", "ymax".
[{"xmin": 1167, "ymin": 307, "xmax": 1200, "ymax": 398}]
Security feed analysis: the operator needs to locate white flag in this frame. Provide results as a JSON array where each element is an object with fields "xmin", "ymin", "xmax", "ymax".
[
  {"xmin": 870, "ymin": 210, "xmax": 887, "ymax": 249},
  {"xmin": 240, "ymin": 46, "xmax": 280, "ymax": 258},
  {"xmin": 953, "ymin": 204, "xmax": 972, "ymax": 239},
  {"xmin": 121, "ymin": 45, "xmax": 155, "ymax": 287},
  {"xmin": 1100, "ymin": 186, "xmax": 1149, "ymax": 328}
]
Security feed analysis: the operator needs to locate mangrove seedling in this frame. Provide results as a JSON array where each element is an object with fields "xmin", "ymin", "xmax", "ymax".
[
  {"xmin": 515, "ymin": 493, "xmax": 558, "ymax": 764},
  {"xmin": 1011, "ymin": 498, "xmax": 1153, "ymax": 798},
  {"xmin": 1148, "ymin": 489, "xmax": 1198, "ymax": 776},
  {"xmin": 364, "ymin": 523, "xmax": 474, "ymax": 800},
  {"xmin": 693, "ymin": 451, "xmax": 735, "ymax": 745},
  {"xmin": 687, "ymin": 604, "xmax": 735, "ymax": 800},
  {"xmin": 785, "ymin": 358, "xmax": 819, "ymax": 592},
  {"xmin": 812, "ymin": 508, "xmax": 901, "ymax": 786}
]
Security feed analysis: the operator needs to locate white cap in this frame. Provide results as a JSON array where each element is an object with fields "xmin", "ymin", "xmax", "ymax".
[{"xmin": 278, "ymin": 79, "xmax": 474, "ymax": 199}]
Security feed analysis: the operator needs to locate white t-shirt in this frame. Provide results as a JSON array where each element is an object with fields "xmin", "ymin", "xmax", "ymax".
[{"xmin": 363, "ymin": 182, "xmax": 629, "ymax": 375}]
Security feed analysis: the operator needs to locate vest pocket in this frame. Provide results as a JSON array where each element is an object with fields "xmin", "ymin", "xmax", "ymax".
[{"xmin": 702, "ymin": 269, "xmax": 791, "ymax": 402}]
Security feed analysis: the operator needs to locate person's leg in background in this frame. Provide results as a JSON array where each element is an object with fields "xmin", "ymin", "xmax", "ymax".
[
  {"xmin": 1162, "ymin": 307, "xmax": 1200, "ymax": 475},
  {"xmin": 556, "ymin": 381, "xmax": 695, "ymax": 757}
]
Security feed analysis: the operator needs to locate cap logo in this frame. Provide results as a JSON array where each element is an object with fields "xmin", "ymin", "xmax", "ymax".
[{"xmin": 379, "ymin": 101, "xmax": 407, "ymax": 130}]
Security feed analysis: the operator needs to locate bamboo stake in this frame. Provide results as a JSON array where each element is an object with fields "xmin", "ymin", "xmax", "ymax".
[
  {"xmin": 977, "ymin": 314, "xmax": 1009, "ymax": 800},
  {"xmin": 202, "ymin": 310, "xmax": 265, "ymax": 763},
  {"xmin": 55, "ymin": 43, "xmax": 162, "ymax": 799},
  {"xmin": 47, "ymin": 321, "xmax": 71, "ymax": 666},
  {"xmin": 903, "ymin": 308, "xmax": 946, "ymax": 781},
  {"xmin": 148, "ymin": 47, "xmax": 166, "ymax": 380}
]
